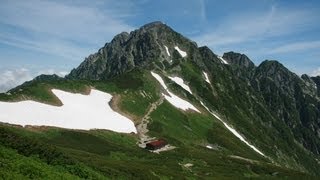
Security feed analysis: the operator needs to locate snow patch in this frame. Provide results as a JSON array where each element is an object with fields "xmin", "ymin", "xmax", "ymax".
[
  {"xmin": 200, "ymin": 101, "xmax": 265, "ymax": 156},
  {"xmin": 203, "ymin": 72, "xmax": 211, "ymax": 84},
  {"xmin": 218, "ymin": 56, "xmax": 228, "ymax": 64},
  {"xmin": 174, "ymin": 46, "xmax": 187, "ymax": 57},
  {"xmin": 0, "ymin": 89, "xmax": 137, "ymax": 133},
  {"xmin": 183, "ymin": 163, "xmax": 193, "ymax": 168},
  {"xmin": 168, "ymin": 76, "xmax": 192, "ymax": 94},
  {"xmin": 206, "ymin": 145, "xmax": 213, "ymax": 149},
  {"xmin": 151, "ymin": 72, "xmax": 199, "ymax": 112},
  {"xmin": 164, "ymin": 45, "xmax": 170, "ymax": 56}
]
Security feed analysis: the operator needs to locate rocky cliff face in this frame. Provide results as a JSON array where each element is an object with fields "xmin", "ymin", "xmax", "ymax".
[
  {"xmin": 67, "ymin": 21, "xmax": 203, "ymax": 80},
  {"xmin": 250, "ymin": 60, "xmax": 320, "ymax": 154},
  {"xmin": 223, "ymin": 51, "xmax": 255, "ymax": 69},
  {"xmin": 311, "ymin": 76, "xmax": 320, "ymax": 96}
]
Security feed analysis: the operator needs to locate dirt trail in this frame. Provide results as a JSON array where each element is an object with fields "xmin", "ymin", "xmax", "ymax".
[
  {"xmin": 136, "ymin": 96, "xmax": 164, "ymax": 148},
  {"xmin": 109, "ymin": 95, "xmax": 140, "ymax": 123},
  {"xmin": 136, "ymin": 96, "xmax": 176, "ymax": 153}
]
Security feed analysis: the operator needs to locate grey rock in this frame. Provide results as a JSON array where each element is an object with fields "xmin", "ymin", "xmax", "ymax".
[
  {"xmin": 66, "ymin": 21, "xmax": 200, "ymax": 80},
  {"xmin": 222, "ymin": 51, "xmax": 255, "ymax": 69}
]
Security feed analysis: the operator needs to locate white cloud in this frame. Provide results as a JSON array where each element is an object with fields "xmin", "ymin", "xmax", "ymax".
[
  {"xmin": 0, "ymin": 0, "xmax": 135, "ymax": 60},
  {"xmin": 267, "ymin": 41, "xmax": 320, "ymax": 54},
  {"xmin": 0, "ymin": 33, "xmax": 90, "ymax": 61},
  {"xmin": 0, "ymin": 68, "xmax": 69, "ymax": 93},
  {"xmin": 0, "ymin": 68, "xmax": 33, "ymax": 93},
  {"xmin": 199, "ymin": 0, "xmax": 206, "ymax": 23},
  {"xmin": 193, "ymin": 6, "xmax": 318, "ymax": 50},
  {"xmin": 0, "ymin": 0, "xmax": 134, "ymax": 43},
  {"xmin": 311, "ymin": 67, "xmax": 320, "ymax": 77}
]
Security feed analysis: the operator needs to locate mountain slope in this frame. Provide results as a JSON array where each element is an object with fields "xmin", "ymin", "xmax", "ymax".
[
  {"xmin": 1, "ymin": 21, "xmax": 320, "ymax": 178},
  {"xmin": 253, "ymin": 60, "xmax": 320, "ymax": 155}
]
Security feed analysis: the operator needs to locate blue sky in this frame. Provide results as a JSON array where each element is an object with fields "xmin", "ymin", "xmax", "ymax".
[{"xmin": 0, "ymin": 0, "xmax": 320, "ymax": 92}]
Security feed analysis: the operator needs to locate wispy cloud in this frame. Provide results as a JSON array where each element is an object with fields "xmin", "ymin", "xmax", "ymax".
[
  {"xmin": 0, "ymin": 68, "xmax": 69, "ymax": 93},
  {"xmin": 267, "ymin": 41, "xmax": 320, "ymax": 54},
  {"xmin": 0, "ymin": 32, "xmax": 89, "ymax": 61},
  {"xmin": 193, "ymin": 6, "xmax": 318, "ymax": 51},
  {"xmin": 311, "ymin": 67, "xmax": 320, "ymax": 77},
  {"xmin": 199, "ymin": 0, "xmax": 207, "ymax": 23},
  {"xmin": 0, "ymin": 68, "xmax": 32, "ymax": 93},
  {"xmin": 0, "ymin": 0, "xmax": 135, "ymax": 42},
  {"xmin": 0, "ymin": 0, "xmax": 135, "ymax": 60}
]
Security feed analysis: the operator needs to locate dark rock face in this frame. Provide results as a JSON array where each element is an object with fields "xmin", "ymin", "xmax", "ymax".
[
  {"xmin": 33, "ymin": 74, "xmax": 64, "ymax": 82},
  {"xmin": 311, "ymin": 76, "xmax": 320, "ymax": 96},
  {"xmin": 66, "ymin": 21, "xmax": 200, "ymax": 80},
  {"xmin": 254, "ymin": 60, "xmax": 300, "ymax": 93},
  {"xmin": 252, "ymin": 60, "xmax": 320, "ymax": 154},
  {"xmin": 222, "ymin": 51, "xmax": 255, "ymax": 69},
  {"xmin": 199, "ymin": 46, "xmax": 224, "ymax": 65}
]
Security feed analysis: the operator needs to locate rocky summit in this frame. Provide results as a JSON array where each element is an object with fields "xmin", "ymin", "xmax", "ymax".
[
  {"xmin": 1, "ymin": 21, "xmax": 320, "ymax": 179},
  {"xmin": 67, "ymin": 21, "xmax": 201, "ymax": 80}
]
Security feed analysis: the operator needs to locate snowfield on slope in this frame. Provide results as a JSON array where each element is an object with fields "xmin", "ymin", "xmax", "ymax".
[
  {"xmin": 174, "ymin": 46, "xmax": 187, "ymax": 57},
  {"xmin": 203, "ymin": 72, "xmax": 211, "ymax": 84},
  {"xmin": 206, "ymin": 145, "xmax": 213, "ymax": 149},
  {"xmin": 164, "ymin": 45, "xmax": 170, "ymax": 56},
  {"xmin": 151, "ymin": 72, "xmax": 199, "ymax": 112},
  {"xmin": 218, "ymin": 56, "xmax": 229, "ymax": 64},
  {"xmin": 200, "ymin": 101, "xmax": 265, "ymax": 156},
  {"xmin": 168, "ymin": 76, "xmax": 192, "ymax": 94},
  {"xmin": 0, "ymin": 89, "xmax": 137, "ymax": 133}
]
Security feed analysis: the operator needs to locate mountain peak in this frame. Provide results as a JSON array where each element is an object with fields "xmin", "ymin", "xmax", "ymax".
[
  {"xmin": 258, "ymin": 60, "xmax": 286, "ymax": 71},
  {"xmin": 110, "ymin": 32, "xmax": 130, "ymax": 45},
  {"xmin": 257, "ymin": 60, "xmax": 289, "ymax": 75},
  {"xmin": 140, "ymin": 21, "xmax": 166, "ymax": 29},
  {"xmin": 222, "ymin": 51, "xmax": 255, "ymax": 69},
  {"xmin": 67, "ymin": 21, "xmax": 197, "ymax": 80},
  {"xmin": 132, "ymin": 21, "xmax": 176, "ymax": 38},
  {"xmin": 255, "ymin": 60, "xmax": 301, "ymax": 92},
  {"xmin": 132, "ymin": 21, "xmax": 171, "ymax": 35}
]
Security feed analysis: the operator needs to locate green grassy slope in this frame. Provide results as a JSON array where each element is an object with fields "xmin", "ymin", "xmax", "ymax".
[
  {"xmin": 0, "ymin": 123, "xmax": 311, "ymax": 179},
  {"xmin": 177, "ymin": 60, "xmax": 320, "ymax": 175},
  {"xmin": 0, "ymin": 69, "xmax": 318, "ymax": 178}
]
